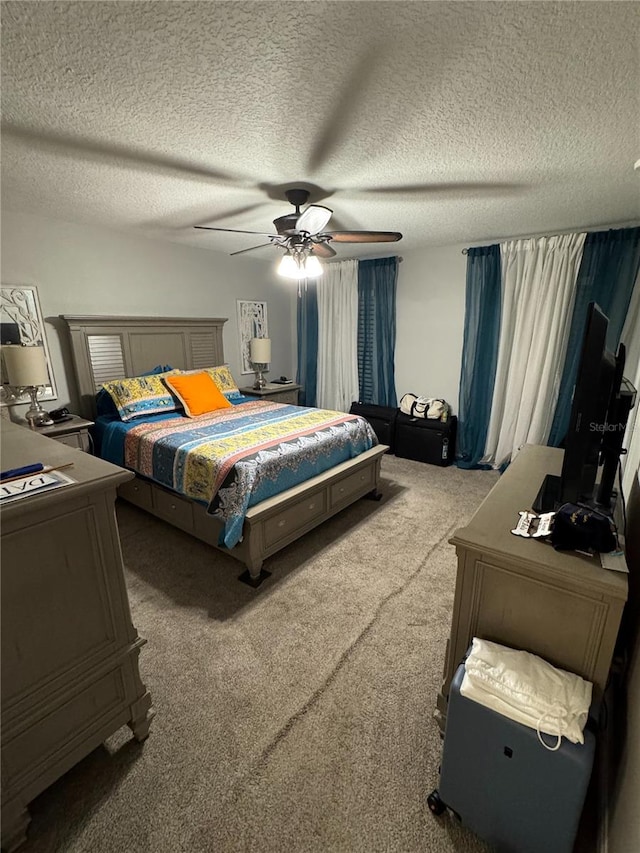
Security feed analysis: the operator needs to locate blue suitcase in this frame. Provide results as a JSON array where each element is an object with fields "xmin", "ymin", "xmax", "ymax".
[{"xmin": 428, "ymin": 663, "xmax": 596, "ymax": 853}]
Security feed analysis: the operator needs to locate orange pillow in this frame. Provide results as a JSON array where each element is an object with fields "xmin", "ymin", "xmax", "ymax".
[{"xmin": 164, "ymin": 372, "xmax": 232, "ymax": 417}]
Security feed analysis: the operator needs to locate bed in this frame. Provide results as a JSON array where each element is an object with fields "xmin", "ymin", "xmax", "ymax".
[{"xmin": 61, "ymin": 315, "xmax": 387, "ymax": 585}]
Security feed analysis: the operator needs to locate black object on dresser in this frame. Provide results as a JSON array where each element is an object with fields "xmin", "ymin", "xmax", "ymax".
[
  {"xmin": 395, "ymin": 413, "xmax": 457, "ymax": 466},
  {"xmin": 349, "ymin": 403, "xmax": 398, "ymax": 453}
]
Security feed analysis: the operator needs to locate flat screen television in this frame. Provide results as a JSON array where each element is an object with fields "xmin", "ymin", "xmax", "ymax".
[{"xmin": 534, "ymin": 302, "xmax": 636, "ymax": 514}]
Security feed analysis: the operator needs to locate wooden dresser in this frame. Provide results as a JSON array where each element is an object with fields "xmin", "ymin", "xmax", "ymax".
[
  {"xmin": 436, "ymin": 443, "xmax": 628, "ymax": 732},
  {"xmin": 0, "ymin": 421, "xmax": 154, "ymax": 851}
]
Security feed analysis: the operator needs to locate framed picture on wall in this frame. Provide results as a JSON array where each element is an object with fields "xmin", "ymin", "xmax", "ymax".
[
  {"xmin": 237, "ymin": 300, "xmax": 268, "ymax": 374},
  {"xmin": 1, "ymin": 284, "xmax": 57, "ymax": 406}
]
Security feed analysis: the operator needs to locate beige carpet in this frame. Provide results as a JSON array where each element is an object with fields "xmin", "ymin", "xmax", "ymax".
[{"xmin": 24, "ymin": 455, "xmax": 499, "ymax": 853}]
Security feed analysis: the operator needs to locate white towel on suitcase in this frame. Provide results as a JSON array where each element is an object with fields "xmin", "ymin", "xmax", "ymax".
[{"xmin": 460, "ymin": 638, "xmax": 592, "ymax": 746}]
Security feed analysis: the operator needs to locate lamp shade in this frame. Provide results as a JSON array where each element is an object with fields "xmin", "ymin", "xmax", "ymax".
[
  {"xmin": 250, "ymin": 337, "xmax": 271, "ymax": 364},
  {"xmin": 3, "ymin": 345, "xmax": 49, "ymax": 386}
]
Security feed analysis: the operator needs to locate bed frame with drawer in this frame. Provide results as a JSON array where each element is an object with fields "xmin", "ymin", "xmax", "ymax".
[{"xmin": 61, "ymin": 315, "xmax": 386, "ymax": 585}]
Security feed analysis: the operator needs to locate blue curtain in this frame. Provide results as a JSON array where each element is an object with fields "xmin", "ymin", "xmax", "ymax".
[
  {"xmin": 456, "ymin": 245, "xmax": 502, "ymax": 469},
  {"xmin": 548, "ymin": 227, "xmax": 640, "ymax": 446},
  {"xmin": 296, "ymin": 281, "xmax": 318, "ymax": 407},
  {"xmin": 357, "ymin": 257, "xmax": 398, "ymax": 407}
]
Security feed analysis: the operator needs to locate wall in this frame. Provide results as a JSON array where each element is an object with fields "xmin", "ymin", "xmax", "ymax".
[
  {"xmin": 1, "ymin": 210, "xmax": 296, "ymax": 416},
  {"xmin": 395, "ymin": 244, "xmax": 467, "ymax": 412}
]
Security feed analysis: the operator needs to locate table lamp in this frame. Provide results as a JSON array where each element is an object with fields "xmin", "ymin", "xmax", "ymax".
[
  {"xmin": 3, "ymin": 344, "xmax": 54, "ymax": 427},
  {"xmin": 250, "ymin": 337, "xmax": 271, "ymax": 390}
]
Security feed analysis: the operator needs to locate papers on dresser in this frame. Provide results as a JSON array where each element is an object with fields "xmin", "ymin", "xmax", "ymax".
[
  {"xmin": 0, "ymin": 469, "xmax": 76, "ymax": 504},
  {"xmin": 600, "ymin": 535, "xmax": 629, "ymax": 574}
]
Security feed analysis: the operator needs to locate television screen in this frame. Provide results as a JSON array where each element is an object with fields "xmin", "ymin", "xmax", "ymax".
[{"xmin": 534, "ymin": 302, "xmax": 634, "ymax": 514}]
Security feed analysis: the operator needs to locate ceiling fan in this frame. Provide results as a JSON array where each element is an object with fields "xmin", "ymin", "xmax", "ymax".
[{"xmin": 194, "ymin": 188, "xmax": 402, "ymax": 279}]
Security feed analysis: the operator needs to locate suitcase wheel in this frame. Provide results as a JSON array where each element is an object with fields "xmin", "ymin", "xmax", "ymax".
[{"xmin": 427, "ymin": 789, "xmax": 446, "ymax": 816}]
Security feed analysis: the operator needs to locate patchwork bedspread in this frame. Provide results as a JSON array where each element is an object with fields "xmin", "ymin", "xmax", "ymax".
[{"xmin": 122, "ymin": 400, "xmax": 377, "ymax": 548}]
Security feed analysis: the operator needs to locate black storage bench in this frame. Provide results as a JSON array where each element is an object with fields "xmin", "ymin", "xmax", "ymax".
[
  {"xmin": 395, "ymin": 413, "xmax": 457, "ymax": 466},
  {"xmin": 349, "ymin": 403, "xmax": 398, "ymax": 453}
]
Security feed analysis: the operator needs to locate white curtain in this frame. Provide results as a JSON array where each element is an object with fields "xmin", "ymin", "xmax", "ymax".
[
  {"xmin": 621, "ymin": 272, "xmax": 640, "ymax": 500},
  {"xmin": 316, "ymin": 259, "xmax": 359, "ymax": 411},
  {"xmin": 483, "ymin": 233, "xmax": 587, "ymax": 468}
]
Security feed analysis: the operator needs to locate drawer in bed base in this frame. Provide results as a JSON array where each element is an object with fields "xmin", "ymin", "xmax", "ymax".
[
  {"xmin": 118, "ymin": 478, "xmax": 194, "ymax": 533},
  {"xmin": 261, "ymin": 489, "xmax": 327, "ymax": 551},
  {"xmin": 117, "ymin": 477, "xmax": 153, "ymax": 511},
  {"xmin": 329, "ymin": 464, "xmax": 375, "ymax": 509},
  {"xmin": 152, "ymin": 487, "xmax": 194, "ymax": 531}
]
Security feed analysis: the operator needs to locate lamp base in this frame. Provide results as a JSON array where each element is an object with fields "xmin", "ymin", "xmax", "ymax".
[
  {"xmin": 253, "ymin": 369, "xmax": 267, "ymax": 390},
  {"xmin": 24, "ymin": 387, "xmax": 53, "ymax": 428},
  {"xmin": 25, "ymin": 407, "xmax": 54, "ymax": 428}
]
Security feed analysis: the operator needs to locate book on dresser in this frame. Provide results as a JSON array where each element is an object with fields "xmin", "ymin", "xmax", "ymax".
[{"xmin": 0, "ymin": 468, "xmax": 76, "ymax": 503}]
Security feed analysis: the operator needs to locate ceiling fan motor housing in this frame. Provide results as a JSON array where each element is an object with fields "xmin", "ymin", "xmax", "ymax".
[
  {"xmin": 273, "ymin": 213, "xmax": 301, "ymax": 235},
  {"xmin": 274, "ymin": 189, "xmax": 313, "ymax": 234},
  {"xmin": 285, "ymin": 188, "xmax": 310, "ymax": 209}
]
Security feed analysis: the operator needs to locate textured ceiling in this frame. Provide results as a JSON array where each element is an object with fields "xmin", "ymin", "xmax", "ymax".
[{"xmin": 2, "ymin": 1, "xmax": 639, "ymax": 261}]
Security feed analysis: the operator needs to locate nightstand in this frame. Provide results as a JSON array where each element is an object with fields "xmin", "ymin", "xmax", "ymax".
[
  {"xmin": 37, "ymin": 415, "xmax": 94, "ymax": 452},
  {"xmin": 240, "ymin": 383, "xmax": 302, "ymax": 406}
]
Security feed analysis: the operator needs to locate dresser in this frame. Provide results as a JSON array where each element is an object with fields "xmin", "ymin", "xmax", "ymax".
[
  {"xmin": 435, "ymin": 444, "xmax": 628, "ymax": 732},
  {"xmin": 0, "ymin": 422, "xmax": 154, "ymax": 851},
  {"xmin": 240, "ymin": 383, "xmax": 302, "ymax": 405}
]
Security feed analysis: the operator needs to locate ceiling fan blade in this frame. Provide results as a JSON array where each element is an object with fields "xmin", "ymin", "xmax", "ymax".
[
  {"xmin": 3, "ymin": 123, "xmax": 245, "ymax": 186},
  {"xmin": 194, "ymin": 226, "xmax": 277, "ymax": 237},
  {"xmin": 348, "ymin": 182, "xmax": 526, "ymax": 197},
  {"xmin": 191, "ymin": 202, "xmax": 268, "ymax": 227},
  {"xmin": 307, "ymin": 46, "xmax": 380, "ymax": 174},
  {"xmin": 230, "ymin": 243, "xmax": 275, "ymax": 257},
  {"xmin": 296, "ymin": 205, "xmax": 333, "ymax": 235},
  {"xmin": 324, "ymin": 231, "xmax": 403, "ymax": 243},
  {"xmin": 311, "ymin": 242, "xmax": 337, "ymax": 258}
]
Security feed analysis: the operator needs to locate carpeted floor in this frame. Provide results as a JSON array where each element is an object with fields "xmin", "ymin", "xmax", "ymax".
[{"xmin": 23, "ymin": 455, "xmax": 500, "ymax": 853}]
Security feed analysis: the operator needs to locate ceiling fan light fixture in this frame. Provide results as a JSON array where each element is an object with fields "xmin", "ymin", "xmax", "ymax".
[
  {"xmin": 304, "ymin": 254, "xmax": 323, "ymax": 278},
  {"xmin": 278, "ymin": 252, "xmax": 303, "ymax": 279},
  {"xmin": 277, "ymin": 250, "xmax": 323, "ymax": 280}
]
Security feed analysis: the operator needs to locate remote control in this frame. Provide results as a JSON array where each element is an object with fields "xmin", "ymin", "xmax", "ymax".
[{"xmin": 512, "ymin": 511, "xmax": 535, "ymax": 537}]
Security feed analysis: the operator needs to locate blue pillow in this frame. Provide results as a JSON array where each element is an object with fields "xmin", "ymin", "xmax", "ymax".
[
  {"xmin": 142, "ymin": 364, "xmax": 174, "ymax": 375},
  {"xmin": 96, "ymin": 388, "xmax": 120, "ymax": 418}
]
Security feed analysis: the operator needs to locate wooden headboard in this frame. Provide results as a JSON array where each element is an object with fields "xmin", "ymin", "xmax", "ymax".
[{"xmin": 60, "ymin": 315, "xmax": 227, "ymax": 418}]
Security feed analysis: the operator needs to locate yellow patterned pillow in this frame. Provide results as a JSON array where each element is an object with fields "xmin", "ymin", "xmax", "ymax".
[
  {"xmin": 203, "ymin": 365, "xmax": 242, "ymax": 400},
  {"xmin": 102, "ymin": 370, "xmax": 182, "ymax": 422}
]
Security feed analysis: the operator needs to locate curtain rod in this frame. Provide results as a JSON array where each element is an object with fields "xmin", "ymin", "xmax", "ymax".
[{"xmin": 461, "ymin": 222, "xmax": 640, "ymax": 254}]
